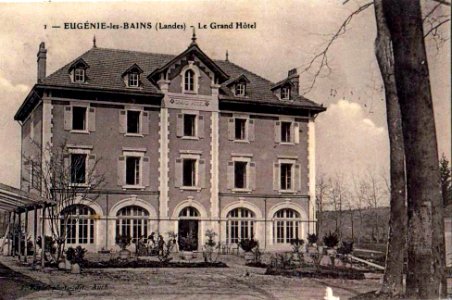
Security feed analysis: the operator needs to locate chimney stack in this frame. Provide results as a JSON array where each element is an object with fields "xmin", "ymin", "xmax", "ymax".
[
  {"xmin": 37, "ymin": 42, "xmax": 47, "ymax": 83},
  {"xmin": 287, "ymin": 68, "xmax": 299, "ymax": 96}
]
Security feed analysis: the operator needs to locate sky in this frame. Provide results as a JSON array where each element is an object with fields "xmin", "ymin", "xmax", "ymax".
[{"xmin": 0, "ymin": 0, "xmax": 450, "ymax": 201}]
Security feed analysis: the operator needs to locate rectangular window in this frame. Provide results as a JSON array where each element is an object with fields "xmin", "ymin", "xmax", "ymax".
[
  {"xmin": 127, "ymin": 110, "xmax": 141, "ymax": 134},
  {"xmin": 126, "ymin": 156, "xmax": 140, "ymax": 185},
  {"xmin": 74, "ymin": 68, "xmax": 85, "ymax": 83},
  {"xmin": 280, "ymin": 163, "xmax": 293, "ymax": 190},
  {"xmin": 128, "ymin": 73, "xmax": 139, "ymax": 87},
  {"xmin": 71, "ymin": 154, "xmax": 87, "ymax": 184},
  {"xmin": 72, "ymin": 106, "xmax": 87, "ymax": 131},
  {"xmin": 183, "ymin": 114, "xmax": 196, "ymax": 137},
  {"xmin": 234, "ymin": 161, "xmax": 247, "ymax": 189},
  {"xmin": 281, "ymin": 122, "xmax": 292, "ymax": 143},
  {"xmin": 235, "ymin": 83, "xmax": 245, "ymax": 96},
  {"xmin": 183, "ymin": 159, "xmax": 196, "ymax": 187},
  {"xmin": 234, "ymin": 118, "xmax": 247, "ymax": 140}
]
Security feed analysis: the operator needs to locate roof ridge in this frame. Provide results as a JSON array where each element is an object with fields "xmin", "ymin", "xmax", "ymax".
[
  {"xmin": 216, "ymin": 60, "xmax": 275, "ymax": 85},
  {"xmin": 94, "ymin": 47, "xmax": 175, "ymax": 58}
]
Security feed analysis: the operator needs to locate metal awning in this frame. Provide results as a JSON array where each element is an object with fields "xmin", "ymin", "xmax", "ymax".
[{"xmin": 0, "ymin": 183, "xmax": 53, "ymax": 212}]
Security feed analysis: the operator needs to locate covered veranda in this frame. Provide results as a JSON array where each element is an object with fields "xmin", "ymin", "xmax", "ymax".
[{"xmin": 0, "ymin": 183, "xmax": 54, "ymax": 266}]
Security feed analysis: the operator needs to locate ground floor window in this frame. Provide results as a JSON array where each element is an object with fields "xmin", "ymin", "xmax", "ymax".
[
  {"xmin": 115, "ymin": 205, "xmax": 149, "ymax": 244},
  {"xmin": 60, "ymin": 204, "xmax": 95, "ymax": 244},
  {"xmin": 273, "ymin": 208, "xmax": 300, "ymax": 244},
  {"xmin": 226, "ymin": 208, "xmax": 255, "ymax": 244}
]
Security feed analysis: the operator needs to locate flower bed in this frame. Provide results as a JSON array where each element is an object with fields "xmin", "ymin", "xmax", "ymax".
[
  {"xmin": 265, "ymin": 265, "xmax": 366, "ymax": 280},
  {"xmin": 81, "ymin": 259, "xmax": 227, "ymax": 269}
]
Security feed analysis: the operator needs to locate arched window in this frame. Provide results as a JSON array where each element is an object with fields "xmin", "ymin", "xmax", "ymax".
[
  {"xmin": 273, "ymin": 208, "xmax": 300, "ymax": 244},
  {"xmin": 226, "ymin": 208, "xmax": 255, "ymax": 244},
  {"xmin": 184, "ymin": 69, "xmax": 195, "ymax": 92},
  {"xmin": 60, "ymin": 204, "xmax": 95, "ymax": 244},
  {"xmin": 179, "ymin": 206, "xmax": 200, "ymax": 218},
  {"xmin": 116, "ymin": 206, "xmax": 149, "ymax": 244}
]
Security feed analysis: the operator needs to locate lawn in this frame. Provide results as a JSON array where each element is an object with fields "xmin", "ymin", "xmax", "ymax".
[{"xmin": 0, "ymin": 255, "xmax": 382, "ymax": 299}]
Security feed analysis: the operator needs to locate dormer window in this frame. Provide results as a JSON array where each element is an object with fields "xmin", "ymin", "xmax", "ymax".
[
  {"xmin": 128, "ymin": 72, "xmax": 139, "ymax": 87},
  {"xmin": 281, "ymin": 86, "xmax": 291, "ymax": 100},
  {"xmin": 69, "ymin": 58, "xmax": 89, "ymax": 84},
  {"xmin": 122, "ymin": 64, "xmax": 143, "ymax": 88},
  {"xmin": 235, "ymin": 83, "xmax": 246, "ymax": 97},
  {"xmin": 74, "ymin": 68, "xmax": 85, "ymax": 83},
  {"xmin": 184, "ymin": 69, "xmax": 195, "ymax": 92}
]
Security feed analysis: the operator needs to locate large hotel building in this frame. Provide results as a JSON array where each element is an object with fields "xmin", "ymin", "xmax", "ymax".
[{"xmin": 15, "ymin": 35, "xmax": 326, "ymax": 252}]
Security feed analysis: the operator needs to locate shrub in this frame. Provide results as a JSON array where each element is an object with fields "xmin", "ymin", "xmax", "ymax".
[
  {"xmin": 203, "ymin": 230, "xmax": 218, "ymax": 263},
  {"xmin": 239, "ymin": 238, "xmax": 258, "ymax": 252},
  {"xmin": 307, "ymin": 233, "xmax": 318, "ymax": 245},
  {"xmin": 290, "ymin": 238, "xmax": 304, "ymax": 253},
  {"xmin": 65, "ymin": 247, "xmax": 76, "ymax": 263},
  {"xmin": 36, "ymin": 236, "xmax": 57, "ymax": 254},
  {"xmin": 337, "ymin": 241, "xmax": 354, "ymax": 255},
  {"xmin": 115, "ymin": 235, "xmax": 132, "ymax": 250},
  {"xmin": 323, "ymin": 232, "xmax": 339, "ymax": 248}
]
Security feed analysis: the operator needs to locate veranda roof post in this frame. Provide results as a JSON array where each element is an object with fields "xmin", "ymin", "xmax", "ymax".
[
  {"xmin": 12, "ymin": 212, "xmax": 16, "ymax": 257},
  {"xmin": 6, "ymin": 212, "xmax": 11, "ymax": 256},
  {"xmin": 24, "ymin": 208, "xmax": 28, "ymax": 263},
  {"xmin": 41, "ymin": 204, "xmax": 45, "ymax": 269},
  {"xmin": 33, "ymin": 205, "xmax": 37, "ymax": 263},
  {"xmin": 18, "ymin": 210, "xmax": 22, "ymax": 262}
]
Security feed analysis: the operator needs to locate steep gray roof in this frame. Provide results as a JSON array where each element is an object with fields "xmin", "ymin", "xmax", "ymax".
[{"xmin": 39, "ymin": 46, "xmax": 323, "ymax": 109}]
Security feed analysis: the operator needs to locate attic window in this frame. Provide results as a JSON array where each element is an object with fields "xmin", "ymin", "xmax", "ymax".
[
  {"xmin": 184, "ymin": 69, "xmax": 195, "ymax": 92},
  {"xmin": 235, "ymin": 83, "xmax": 246, "ymax": 97},
  {"xmin": 128, "ymin": 72, "xmax": 139, "ymax": 87},
  {"xmin": 74, "ymin": 68, "xmax": 85, "ymax": 83},
  {"xmin": 281, "ymin": 86, "xmax": 291, "ymax": 100}
]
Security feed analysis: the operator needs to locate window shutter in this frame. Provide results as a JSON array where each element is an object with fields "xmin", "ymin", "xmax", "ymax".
[
  {"xmin": 175, "ymin": 158, "xmax": 182, "ymax": 187},
  {"xmin": 119, "ymin": 110, "xmax": 126, "ymax": 134},
  {"xmin": 199, "ymin": 159, "xmax": 206, "ymax": 188},
  {"xmin": 117, "ymin": 156, "xmax": 125, "ymax": 186},
  {"xmin": 63, "ymin": 154, "xmax": 70, "ymax": 180},
  {"xmin": 274, "ymin": 121, "xmax": 281, "ymax": 143},
  {"xmin": 248, "ymin": 119, "xmax": 255, "ymax": 142},
  {"xmin": 228, "ymin": 118, "xmax": 235, "ymax": 141},
  {"xmin": 295, "ymin": 164, "xmax": 301, "ymax": 192},
  {"xmin": 88, "ymin": 107, "xmax": 96, "ymax": 132},
  {"xmin": 88, "ymin": 154, "xmax": 96, "ymax": 179},
  {"xmin": 273, "ymin": 162, "xmax": 279, "ymax": 191},
  {"xmin": 142, "ymin": 156, "xmax": 150, "ymax": 187},
  {"xmin": 294, "ymin": 122, "xmax": 300, "ymax": 144},
  {"xmin": 227, "ymin": 161, "xmax": 234, "ymax": 189},
  {"xmin": 198, "ymin": 115, "xmax": 205, "ymax": 139},
  {"xmin": 249, "ymin": 162, "xmax": 256, "ymax": 190},
  {"xmin": 176, "ymin": 114, "xmax": 184, "ymax": 137},
  {"xmin": 64, "ymin": 106, "xmax": 72, "ymax": 131},
  {"xmin": 142, "ymin": 111, "xmax": 149, "ymax": 135}
]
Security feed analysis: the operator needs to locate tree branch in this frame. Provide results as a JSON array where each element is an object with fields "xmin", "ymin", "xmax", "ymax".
[
  {"xmin": 424, "ymin": 18, "xmax": 450, "ymax": 37},
  {"xmin": 431, "ymin": 0, "xmax": 451, "ymax": 6},
  {"xmin": 300, "ymin": 2, "xmax": 374, "ymax": 94}
]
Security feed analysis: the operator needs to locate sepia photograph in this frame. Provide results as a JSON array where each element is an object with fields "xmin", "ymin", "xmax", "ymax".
[{"xmin": 0, "ymin": 0, "xmax": 450, "ymax": 299}]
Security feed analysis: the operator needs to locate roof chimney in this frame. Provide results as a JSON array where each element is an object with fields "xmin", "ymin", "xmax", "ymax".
[
  {"xmin": 287, "ymin": 68, "xmax": 299, "ymax": 96},
  {"xmin": 37, "ymin": 42, "xmax": 47, "ymax": 83}
]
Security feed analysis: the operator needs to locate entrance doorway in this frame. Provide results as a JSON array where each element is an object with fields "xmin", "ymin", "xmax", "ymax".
[{"xmin": 178, "ymin": 206, "xmax": 200, "ymax": 251}]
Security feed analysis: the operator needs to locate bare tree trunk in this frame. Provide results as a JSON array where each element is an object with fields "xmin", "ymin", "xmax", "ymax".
[
  {"xmin": 373, "ymin": 1, "xmax": 408, "ymax": 286},
  {"xmin": 382, "ymin": 0, "xmax": 445, "ymax": 298}
]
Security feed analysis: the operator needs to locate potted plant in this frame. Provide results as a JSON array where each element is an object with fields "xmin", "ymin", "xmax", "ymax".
[
  {"xmin": 70, "ymin": 246, "xmax": 87, "ymax": 274},
  {"xmin": 238, "ymin": 238, "xmax": 258, "ymax": 263},
  {"xmin": 323, "ymin": 232, "xmax": 339, "ymax": 256},
  {"xmin": 290, "ymin": 238, "xmax": 304, "ymax": 265},
  {"xmin": 203, "ymin": 230, "xmax": 217, "ymax": 263},
  {"xmin": 116, "ymin": 234, "xmax": 132, "ymax": 260},
  {"xmin": 307, "ymin": 233, "xmax": 318, "ymax": 253},
  {"xmin": 64, "ymin": 247, "xmax": 75, "ymax": 271},
  {"xmin": 179, "ymin": 234, "xmax": 197, "ymax": 260}
]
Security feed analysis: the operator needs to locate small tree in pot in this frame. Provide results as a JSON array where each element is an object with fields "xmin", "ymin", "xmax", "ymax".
[
  {"xmin": 239, "ymin": 238, "xmax": 258, "ymax": 263},
  {"xmin": 115, "ymin": 234, "xmax": 132, "ymax": 260},
  {"xmin": 290, "ymin": 238, "xmax": 305, "ymax": 265},
  {"xmin": 70, "ymin": 246, "xmax": 87, "ymax": 274},
  {"xmin": 323, "ymin": 232, "xmax": 339, "ymax": 266},
  {"xmin": 307, "ymin": 233, "xmax": 318, "ymax": 253}
]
